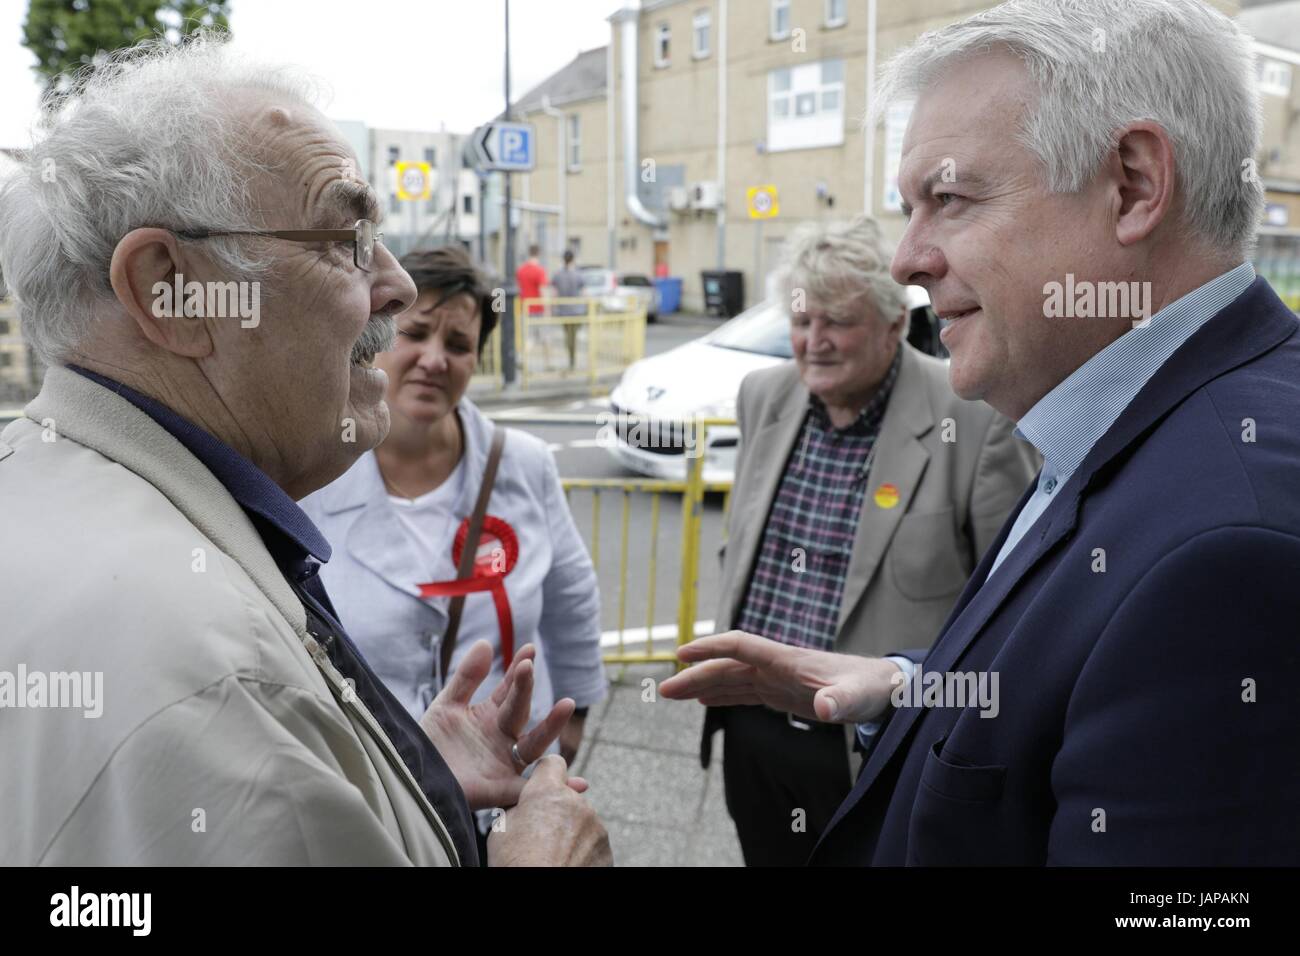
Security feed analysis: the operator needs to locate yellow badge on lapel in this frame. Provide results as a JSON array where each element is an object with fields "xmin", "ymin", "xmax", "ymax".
[{"xmin": 873, "ymin": 483, "xmax": 900, "ymax": 509}]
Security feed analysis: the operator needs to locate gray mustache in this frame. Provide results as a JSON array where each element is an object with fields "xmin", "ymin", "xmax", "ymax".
[{"xmin": 351, "ymin": 314, "xmax": 397, "ymax": 364}]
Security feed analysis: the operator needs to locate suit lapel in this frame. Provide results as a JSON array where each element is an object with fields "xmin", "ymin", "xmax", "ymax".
[
  {"xmin": 836, "ymin": 346, "xmax": 934, "ymax": 635},
  {"xmin": 817, "ymin": 277, "xmax": 1299, "ymax": 853}
]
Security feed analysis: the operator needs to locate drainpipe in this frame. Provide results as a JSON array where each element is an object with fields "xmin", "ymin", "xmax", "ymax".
[
  {"xmin": 606, "ymin": 38, "xmax": 617, "ymax": 268},
  {"xmin": 539, "ymin": 94, "xmax": 567, "ymax": 262},
  {"xmin": 612, "ymin": 5, "xmax": 666, "ymax": 230}
]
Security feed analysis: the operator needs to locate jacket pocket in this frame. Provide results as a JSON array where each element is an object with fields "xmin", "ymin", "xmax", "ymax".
[
  {"xmin": 919, "ymin": 736, "xmax": 1006, "ymax": 801},
  {"xmin": 907, "ymin": 736, "xmax": 1008, "ymax": 865},
  {"xmin": 889, "ymin": 509, "xmax": 968, "ymax": 601}
]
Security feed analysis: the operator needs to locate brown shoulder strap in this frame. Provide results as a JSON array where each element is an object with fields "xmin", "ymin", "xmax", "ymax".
[{"xmin": 438, "ymin": 426, "xmax": 506, "ymax": 685}]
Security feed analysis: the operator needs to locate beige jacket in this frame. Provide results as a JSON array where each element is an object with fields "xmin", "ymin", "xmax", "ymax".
[
  {"xmin": 0, "ymin": 367, "xmax": 459, "ymax": 865},
  {"xmin": 717, "ymin": 345, "xmax": 1037, "ymax": 656}
]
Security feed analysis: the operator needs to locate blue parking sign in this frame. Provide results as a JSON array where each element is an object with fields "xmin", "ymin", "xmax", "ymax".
[
  {"xmin": 500, "ymin": 126, "xmax": 530, "ymax": 165},
  {"xmin": 474, "ymin": 121, "xmax": 535, "ymax": 172}
]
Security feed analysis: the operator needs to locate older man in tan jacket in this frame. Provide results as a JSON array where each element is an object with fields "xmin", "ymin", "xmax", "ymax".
[
  {"xmin": 0, "ymin": 36, "xmax": 608, "ymax": 866},
  {"xmin": 702, "ymin": 217, "xmax": 1036, "ymax": 865}
]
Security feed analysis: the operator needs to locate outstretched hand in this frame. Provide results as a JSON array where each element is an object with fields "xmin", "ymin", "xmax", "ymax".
[
  {"xmin": 658, "ymin": 630, "xmax": 902, "ymax": 725},
  {"xmin": 419, "ymin": 640, "xmax": 588, "ymax": 811}
]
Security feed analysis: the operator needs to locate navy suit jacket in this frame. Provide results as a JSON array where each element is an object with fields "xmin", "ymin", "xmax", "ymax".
[{"xmin": 811, "ymin": 277, "xmax": 1300, "ymax": 866}]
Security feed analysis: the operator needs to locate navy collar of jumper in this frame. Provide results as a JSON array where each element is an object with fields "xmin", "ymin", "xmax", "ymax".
[{"xmin": 66, "ymin": 365, "xmax": 332, "ymax": 564}]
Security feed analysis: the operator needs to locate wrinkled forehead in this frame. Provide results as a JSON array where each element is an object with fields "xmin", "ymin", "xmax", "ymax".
[{"xmin": 235, "ymin": 95, "xmax": 379, "ymax": 228}]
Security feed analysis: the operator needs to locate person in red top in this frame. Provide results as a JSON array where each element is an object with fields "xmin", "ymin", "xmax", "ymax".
[{"xmin": 516, "ymin": 245, "xmax": 548, "ymax": 316}]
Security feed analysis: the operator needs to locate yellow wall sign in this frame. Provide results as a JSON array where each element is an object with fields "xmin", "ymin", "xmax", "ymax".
[
  {"xmin": 746, "ymin": 185, "xmax": 779, "ymax": 219},
  {"xmin": 396, "ymin": 161, "xmax": 432, "ymax": 201}
]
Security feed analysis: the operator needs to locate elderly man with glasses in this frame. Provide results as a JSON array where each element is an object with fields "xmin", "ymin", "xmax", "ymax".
[{"xmin": 0, "ymin": 36, "xmax": 609, "ymax": 867}]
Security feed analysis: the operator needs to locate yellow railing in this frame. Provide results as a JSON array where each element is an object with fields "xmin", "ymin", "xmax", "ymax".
[
  {"xmin": 562, "ymin": 418, "xmax": 735, "ymax": 667},
  {"xmin": 470, "ymin": 320, "xmax": 504, "ymax": 389},
  {"xmin": 471, "ymin": 297, "xmax": 645, "ymax": 394}
]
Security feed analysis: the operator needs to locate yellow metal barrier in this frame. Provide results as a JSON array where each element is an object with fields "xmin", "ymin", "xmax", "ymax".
[
  {"xmin": 514, "ymin": 297, "xmax": 645, "ymax": 393},
  {"xmin": 470, "ymin": 322, "xmax": 504, "ymax": 390},
  {"xmin": 562, "ymin": 418, "xmax": 735, "ymax": 667}
]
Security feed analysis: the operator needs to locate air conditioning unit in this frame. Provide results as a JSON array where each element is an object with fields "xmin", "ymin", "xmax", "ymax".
[
  {"xmin": 691, "ymin": 181, "xmax": 721, "ymax": 210},
  {"xmin": 668, "ymin": 186, "xmax": 691, "ymax": 212}
]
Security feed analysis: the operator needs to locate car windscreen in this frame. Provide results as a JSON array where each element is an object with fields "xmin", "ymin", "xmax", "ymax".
[
  {"xmin": 706, "ymin": 301, "xmax": 793, "ymax": 358},
  {"xmin": 619, "ymin": 275, "xmax": 652, "ymax": 287}
]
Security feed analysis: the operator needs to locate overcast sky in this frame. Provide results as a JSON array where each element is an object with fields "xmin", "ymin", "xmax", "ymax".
[{"xmin": 0, "ymin": 0, "xmax": 620, "ymax": 148}]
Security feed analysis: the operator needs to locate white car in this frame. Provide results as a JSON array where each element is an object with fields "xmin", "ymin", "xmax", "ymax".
[
  {"xmin": 607, "ymin": 288, "xmax": 936, "ymax": 483},
  {"xmin": 580, "ymin": 268, "xmax": 660, "ymax": 322}
]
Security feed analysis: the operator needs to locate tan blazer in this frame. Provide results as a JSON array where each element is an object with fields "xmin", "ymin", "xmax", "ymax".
[
  {"xmin": 0, "ymin": 367, "xmax": 459, "ymax": 865},
  {"xmin": 703, "ymin": 345, "xmax": 1037, "ymax": 766},
  {"xmin": 718, "ymin": 345, "xmax": 1036, "ymax": 652}
]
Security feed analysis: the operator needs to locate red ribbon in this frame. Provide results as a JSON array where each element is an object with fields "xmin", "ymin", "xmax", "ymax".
[{"xmin": 417, "ymin": 515, "xmax": 519, "ymax": 668}]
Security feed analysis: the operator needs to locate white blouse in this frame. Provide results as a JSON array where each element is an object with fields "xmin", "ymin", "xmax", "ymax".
[{"xmin": 299, "ymin": 398, "xmax": 608, "ymax": 732}]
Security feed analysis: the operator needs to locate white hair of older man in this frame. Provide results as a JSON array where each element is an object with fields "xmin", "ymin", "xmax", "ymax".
[
  {"xmin": 872, "ymin": 0, "xmax": 1264, "ymax": 258},
  {"xmin": 779, "ymin": 215, "xmax": 908, "ymax": 326},
  {"xmin": 0, "ymin": 31, "xmax": 321, "ymax": 364}
]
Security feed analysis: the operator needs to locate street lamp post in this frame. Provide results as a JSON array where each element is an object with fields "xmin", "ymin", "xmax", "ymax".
[{"xmin": 501, "ymin": 0, "xmax": 518, "ymax": 386}]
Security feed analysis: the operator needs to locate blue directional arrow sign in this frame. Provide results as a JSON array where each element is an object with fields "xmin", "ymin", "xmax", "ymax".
[{"xmin": 473, "ymin": 121, "xmax": 536, "ymax": 172}]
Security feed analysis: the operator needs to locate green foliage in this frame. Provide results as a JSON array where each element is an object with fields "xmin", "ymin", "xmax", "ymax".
[{"xmin": 22, "ymin": 0, "xmax": 231, "ymax": 94}]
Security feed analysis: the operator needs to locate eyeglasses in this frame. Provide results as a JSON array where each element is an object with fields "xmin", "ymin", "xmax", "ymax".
[{"xmin": 172, "ymin": 219, "xmax": 383, "ymax": 272}]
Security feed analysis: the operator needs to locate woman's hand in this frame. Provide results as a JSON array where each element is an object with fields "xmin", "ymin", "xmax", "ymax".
[{"xmin": 418, "ymin": 640, "xmax": 587, "ymax": 811}]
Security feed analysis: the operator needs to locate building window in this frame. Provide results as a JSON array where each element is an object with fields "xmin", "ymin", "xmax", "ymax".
[
  {"xmin": 825, "ymin": 0, "xmax": 846, "ymax": 28},
  {"xmin": 390, "ymin": 193, "xmax": 400, "ymax": 213},
  {"xmin": 770, "ymin": 0, "xmax": 790, "ymax": 40},
  {"xmin": 767, "ymin": 58, "xmax": 845, "ymax": 152},
  {"xmin": 423, "ymin": 146, "xmax": 437, "ymax": 166},
  {"xmin": 387, "ymin": 145, "xmax": 400, "ymax": 165},
  {"xmin": 654, "ymin": 23, "xmax": 671, "ymax": 67},
  {"xmin": 0, "ymin": 352, "xmax": 12, "ymax": 368},
  {"xmin": 693, "ymin": 9, "xmax": 711, "ymax": 59},
  {"xmin": 0, "ymin": 320, "xmax": 9, "ymax": 336},
  {"xmin": 568, "ymin": 114, "xmax": 581, "ymax": 169},
  {"xmin": 464, "ymin": 194, "xmax": 474, "ymax": 214},
  {"xmin": 1259, "ymin": 59, "xmax": 1293, "ymax": 98}
]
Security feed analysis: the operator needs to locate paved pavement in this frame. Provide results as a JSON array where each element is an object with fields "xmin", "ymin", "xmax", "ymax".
[{"xmin": 573, "ymin": 664, "xmax": 743, "ymax": 867}]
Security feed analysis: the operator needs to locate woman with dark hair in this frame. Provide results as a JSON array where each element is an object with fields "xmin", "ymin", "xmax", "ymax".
[{"xmin": 301, "ymin": 246, "xmax": 606, "ymax": 853}]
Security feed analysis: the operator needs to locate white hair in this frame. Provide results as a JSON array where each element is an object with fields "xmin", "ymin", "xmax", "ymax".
[
  {"xmin": 0, "ymin": 31, "xmax": 323, "ymax": 364},
  {"xmin": 873, "ymin": 0, "xmax": 1264, "ymax": 257},
  {"xmin": 779, "ymin": 216, "xmax": 907, "ymax": 325}
]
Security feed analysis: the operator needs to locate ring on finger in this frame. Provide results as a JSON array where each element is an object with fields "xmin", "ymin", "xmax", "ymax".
[{"xmin": 510, "ymin": 741, "xmax": 528, "ymax": 772}]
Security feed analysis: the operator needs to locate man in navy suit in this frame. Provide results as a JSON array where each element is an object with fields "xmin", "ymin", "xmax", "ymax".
[{"xmin": 661, "ymin": 0, "xmax": 1300, "ymax": 865}]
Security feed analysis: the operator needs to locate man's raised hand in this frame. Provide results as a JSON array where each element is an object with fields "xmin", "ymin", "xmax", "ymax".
[{"xmin": 658, "ymin": 630, "xmax": 902, "ymax": 724}]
